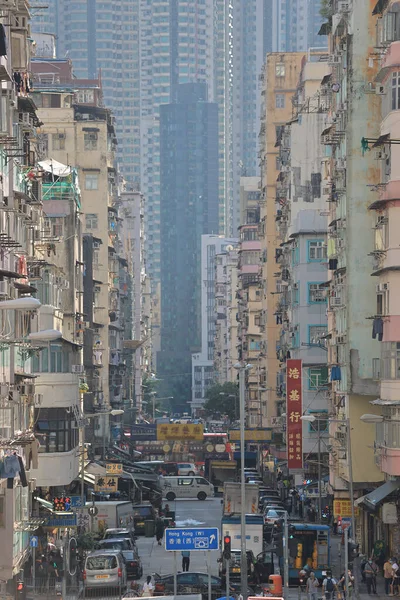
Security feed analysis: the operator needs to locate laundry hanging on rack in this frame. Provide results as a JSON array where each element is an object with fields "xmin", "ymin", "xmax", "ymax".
[
  {"xmin": 372, "ymin": 317, "xmax": 383, "ymax": 341},
  {"xmin": 0, "ymin": 24, "xmax": 7, "ymax": 57}
]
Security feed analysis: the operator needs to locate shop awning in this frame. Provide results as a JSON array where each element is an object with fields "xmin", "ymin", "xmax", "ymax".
[
  {"xmin": 35, "ymin": 496, "xmax": 53, "ymax": 510},
  {"xmin": 358, "ymin": 480, "xmax": 400, "ymax": 511}
]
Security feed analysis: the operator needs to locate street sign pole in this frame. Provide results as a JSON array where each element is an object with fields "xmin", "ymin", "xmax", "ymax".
[
  {"xmin": 345, "ymin": 527, "xmax": 349, "ymax": 597},
  {"xmin": 207, "ymin": 551, "xmax": 211, "ymax": 600},
  {"xmin": 32, "ymin": 545, "xmax": 35, "ymax": 596},
  {"xmin": 226, "ymin": 558, "xmax": 230, "ymax": 600},
  {"xmin": 173, "ymin": 551, "xmax": 177, "ymax": 598},
  {"xmin": 283, "ymin": 511, "xmax": 289, "ymax": 599}
]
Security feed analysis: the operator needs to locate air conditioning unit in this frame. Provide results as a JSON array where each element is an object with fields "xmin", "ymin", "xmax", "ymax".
[
  {"xmin": 337, "ymin": 1, "xmax": 350, "ymax": 12},
  {"xmin": 19, "ymin": 112, "xmax": 30, "ymax": 124},
  {"xmin": 336, "ymin": 334, "xmax": 346, "ymax": 344},
  {"xmin": 0, "ymin": 279, "xmax": 9, "ymax": 297},
  {"xmin": 20, "ymin": 383, "xmax": 34, "ymax": 396},
  {"xmin": 376, "ymin": 283, "xmax": 383, "ymax": 292},
  {"xmin": 376, "ymin": 85, "xmax": 386, "ymax": 95},
  {"xmin": 72, "ymin": 365, "xmax": 84, "ymax": 374},
  {"xmin": 329, "ymin": 55, "xmax": 341, "ymax": 64},
  {"xmin": 93, "ymin": 241, "xmax": 101, "ymax": 249},
  {"xmin": 0, "ymin": 383, "xmax": 9, "ymax": 397},
  {"xmin": 34, "ymin": 394, "xmax": 43, "ymax": 406}
]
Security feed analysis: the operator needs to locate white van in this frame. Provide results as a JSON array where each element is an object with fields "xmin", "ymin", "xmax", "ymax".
[{"xmin": 161, "ymin": 476, "xmax": 214, "ymax": 501}]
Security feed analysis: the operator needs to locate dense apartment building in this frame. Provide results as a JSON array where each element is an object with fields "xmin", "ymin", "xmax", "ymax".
[
  {"xmin": 0, "ymin": 0, "xmax": 47, "ymax": 589},
  {"xmin": 29, "ymin": 56, "xmax": 147, "ymax": 457},
  {"xmin": 158, "ymin": 83, "xmax": 219, "ymax": 406},
  {"xmin": 275, "ymin": 52, "xmax": 330, "ymax": 470},
  {"xmin": 213, "ymin": 244, "xmax": 240, "ymax": 387},
  {"xmin": 259, "ymin": 52, "xmax": 305, "ymax": 425},
  {"xmin": 191, "ymin": 235, "xmax": 237, "ymax": 414}
]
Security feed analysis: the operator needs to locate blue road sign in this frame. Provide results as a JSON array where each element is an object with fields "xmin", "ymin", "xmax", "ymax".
[
  {"xmin": 165, "ymin": 527, "xmax": 219, "ymax": 551},
  {"xmin": 70, "ymin": 496, "xmax": 85, "ymax": 508},
  {"xmin": 30, "ymin": 536, "xmax": 38, "ymax": 548}
]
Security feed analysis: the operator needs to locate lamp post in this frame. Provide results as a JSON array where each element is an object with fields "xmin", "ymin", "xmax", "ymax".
[
  {"xmin": 301, "ymin": 414, "xmax": 355, "ymax": 535},
  {"xmin": 233, "ymin": 362, "xmax": 253, "ymax": 600},
  {"xmin": 149, "ymin": 393, "xmax": 173, "ymax": 420}
]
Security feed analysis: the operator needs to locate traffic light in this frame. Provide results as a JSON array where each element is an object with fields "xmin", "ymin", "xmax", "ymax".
[
  {"xmin": 16, "ymin": 581, "xmax": 26, "ymax": 600},
  {"xmin": 348, "ymin": 540, "xmax": 359, "ymax": 564},
  {"xmin": 223, "ymin": 535, "xmax": 231, "ymax": 560},
  {"xmin": 289, "ymin": 525, "xmax": 297, "ymax": 539},
  {"xmin": 69, "ymin": 537, "xmax": 77, "ymax": 575}
]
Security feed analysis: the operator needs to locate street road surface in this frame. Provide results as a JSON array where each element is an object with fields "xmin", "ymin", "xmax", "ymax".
[{"xmin": 136, "ymin": 497, "xmax": 222, "ymax": 579}]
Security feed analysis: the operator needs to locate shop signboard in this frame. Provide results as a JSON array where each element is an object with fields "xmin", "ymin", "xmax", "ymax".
[
  {"xmin": 157, "ymin": 423, "xmax": 204, "ymax": 441},
  {"xmin": 286, "ymin": 359, "xmax": 303, "ymax": 470}
]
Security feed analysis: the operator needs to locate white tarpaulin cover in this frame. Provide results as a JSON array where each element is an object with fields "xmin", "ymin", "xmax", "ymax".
[{"xmin": 38, "ymin": 158, "xmax": 71, "ymax": 178}]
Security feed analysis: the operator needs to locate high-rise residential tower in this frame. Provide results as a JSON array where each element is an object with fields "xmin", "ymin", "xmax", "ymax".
[
  {"xmin": 272, "ymin": 0, "xmax": 327, "ymax": 52},
  {"xmin": 158, "ymin": 83, "xmax": 219, "ymax": 406},
  {"xmin": 31, "ymin": 1, "xmax": 271, "ymax": 283}
]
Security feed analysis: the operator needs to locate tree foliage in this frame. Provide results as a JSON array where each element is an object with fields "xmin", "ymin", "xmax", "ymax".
[
  {"xmin": 320, "ymin": 0, "xmax": 332, "ymax": 19},
  {"xmin": 203, "ymin": 382, "xmax": 239, "ymax": 420}
]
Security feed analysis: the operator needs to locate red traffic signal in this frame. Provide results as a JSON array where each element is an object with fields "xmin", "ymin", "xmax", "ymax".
[{"xmin": 223, "ymin": 535, "xmax": 231, "ymax": 559}]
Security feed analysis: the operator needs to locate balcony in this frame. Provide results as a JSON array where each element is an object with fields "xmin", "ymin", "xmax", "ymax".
[
  {"xmin": 31, "ymin": 448, "xmax": 79, "ymax": 487},
  {"xmin": 34, "ymin": 372, "xmax": 80, "ymax": 408}
]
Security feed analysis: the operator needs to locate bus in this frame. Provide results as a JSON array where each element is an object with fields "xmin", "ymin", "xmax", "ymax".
[{"xmin": 287, "ymin": 523, "xmax": 331, "ymax": 583}]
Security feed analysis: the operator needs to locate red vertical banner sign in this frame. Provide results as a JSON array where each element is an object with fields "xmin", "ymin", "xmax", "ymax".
[{"xmin": 286, "ymin": 359, "xmax": 303, "ymax": 470}]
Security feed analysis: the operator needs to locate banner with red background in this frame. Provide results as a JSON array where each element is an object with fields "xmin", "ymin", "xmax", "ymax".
[{"xmin": 286, "ymin": 359, "xmax": 303, "ymax": 470}]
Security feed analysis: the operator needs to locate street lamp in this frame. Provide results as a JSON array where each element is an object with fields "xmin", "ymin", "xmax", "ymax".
[
  {"xmin": 300, "ymin": 414, "xmax": 355, "ymax": 536},
  {"xmin": 360, "ymin": 413, "xmax": 384, "ymax": 423},
  {"xmin": 149, "ymin": 393, "xmax": 173, "ymax": 420},
  {"xmin": 233, "ymin": 361, "xmax": 253, "ymax": 600}
]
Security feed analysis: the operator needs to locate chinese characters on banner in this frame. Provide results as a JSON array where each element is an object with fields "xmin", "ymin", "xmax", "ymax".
[{"xmin": 286, "ymin": 359, "xmax": 303, "ymax": 470}]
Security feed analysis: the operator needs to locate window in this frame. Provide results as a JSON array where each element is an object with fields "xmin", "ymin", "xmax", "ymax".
[
  {"xmin": 291, "ymin": 330, "xmax": 300, "ymax": 349},
  {"xmin": 249, "ymin": 340, "xmax": 261, "ymax": 351},
  {"xmin": 85, "ymin": 174, "xmax": 98, "ymax": 190},
  {"xmin": 308, "ymin": 367, "xmax": 328, "ymax": 389},
  {"xmin": 291, "ymin": 245, "xmax": 299, "ymax": 266},
  {"xmin": 308, "ymin": 240, "xmax": 326, "ymax": 261},
  {"xmin": 309, "ymin": 325, "xmax": 328, "ymax": 344},
  {"xmin": 35, "ymin": 408, "xmax": 78, "ymax": 453},
  {"xmin": 52, "ymin": 133, "xmax": 65, "ymax": 150},
  {"xmin": 42, "ymin": 94, "xmax": 61, "ymax": 108},
  {"xmin": 275, "ymin": 63, "xmax": 285, "ymax": 77},
  {"xmin": 178, "ymin": 478, "xmax": 193, "ymax": 486},
  {"xmin": 382, "ymin": 342, "xmax": 400, "ymax": 379},
  {"xmin": 308, "ymin": 283, "xmax": 326, "ymax": 303},
  {"xmin": 84, "ymin": 132, "xmax": 98, "ymax": 150},
  {"xmin": 32, "ymin": 344, "xmax": 72, "ymax": 373},
  {"xmin": 392, "ymin": 71, "xmax": 400, "ymax": 110},
  {"xmin": 292, "ymin": 283, "xmax": 299, "ymax": 306},
  {"xmin": 276, "ymin": 93, "xmax": 285, "ymax": 108},
  {"xmin": 85, "ymin": 213, "xmax": 98, "ymax": 230},
  {"xmin": 307, "ymin": 410, "xmax": 328, "ymax": 433}
]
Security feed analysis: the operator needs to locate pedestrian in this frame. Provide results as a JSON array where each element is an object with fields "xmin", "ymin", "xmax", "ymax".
[
  {"xmin": 364, "ymin": 557, "xmax": 378, "ymax": 594},
  {"xmin": 155, "ymin": 515, "xmax": 165, "ymax": 546},
  {"xmin": 37, "ymin": 555, "xmax": 48, "ymax": 592},
  {"xmin": 338, "ymin": 569, "xmax": 355, "ymax": 599},
  {"xmin": 391, "ymin": 557, "xmax": 399, "ymax": 596},
  {"xmin": 384, "ymin": 557, "xmax": 393, "ymax": 596},
  {"xmin": 322, "ymin": 570, "xmax": 337, "ymax": 600},
  {"xmin": 306, "ymin": 571, "xmax": 319, "ymax": 600},
  {"xmin": 142, "ymin": 575, "xmax": 154, "ymax": 596},
  {"xmin": 333, "ymin": 517, "xmax": 338, "ymax": 535},
  {"xmin": 181, "ymin": 550, "xmax": 190, "ymax": 572}
]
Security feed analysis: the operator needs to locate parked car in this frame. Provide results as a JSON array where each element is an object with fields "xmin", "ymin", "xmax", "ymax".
[
  {"xmin": 121, "ymin": 548, "xmax": 143, "ymax": 580},
  {"xmin": 177, "ymin": 462, "xmax": 198, "ymax": 476},
  {"xmin": 132, "ymin": 503, "xmax": 156, "ymax": 535},
  {"xmin": 97, "ymin": 537, "xmax": 135, "ymax": 553},
  {"xmin": 104, "ymin": 528, "xmax": 137, "ymax": 546},
  {"xmin": 264, "ymin": 508, "xmax": 287, "ymax": 525},
  {"xmin": 83, "ymin": 550, "xmax": 127, "ymax": 593},
  {"xmin": 154, "ymin": 572, "xmax": 226, "ymax": 599}
]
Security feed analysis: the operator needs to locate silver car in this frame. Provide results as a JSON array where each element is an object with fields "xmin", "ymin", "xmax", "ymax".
[{"xmin": 84, "ymin": 550, "xmax": 127, "ymax": 592}]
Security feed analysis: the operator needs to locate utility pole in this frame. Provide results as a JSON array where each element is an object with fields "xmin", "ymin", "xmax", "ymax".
[
  {"xmin": 317, "ymin": 417, "xmax": 322, "ymax": 521},
  {"xmin": 239, "ymin": 366, "xmax": 247, "ymax": 600},
  {"xmin": 344, "ymin": 527, "xmax": 349, "ymax": 597}
]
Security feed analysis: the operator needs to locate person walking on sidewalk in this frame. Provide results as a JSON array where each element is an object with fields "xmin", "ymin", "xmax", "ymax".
[
  {"xmin": 306, "ymin": 571, "xmax": 319, "ymax": 600},
  {"xmin": 155, "ymin": 515, "xmax": 165, "ymax": 546},
  {"xmin": 364, "ymin": 558, "xmax": 378, "ymax": 594},
  {"xmin": 142, "ymin": 575, "xmax": 154, "ymax": 596},
  {"xmin": 322, "ymin": 570, "xmax": 337, "ymax": 600},
  {"xmin": 390, "ymin": 558, "xmax": 399, "ymax": 596},
  {"xmin": 181, "ymin": 550, "xmax": 190, "ymax": 572},
  {"xmin": 338, "ymin": 569, "xmax": 355, "ymax": 599},
  {"xmin": 384, "ymin": 558, "xmax": 393, "ymax": 596}
]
